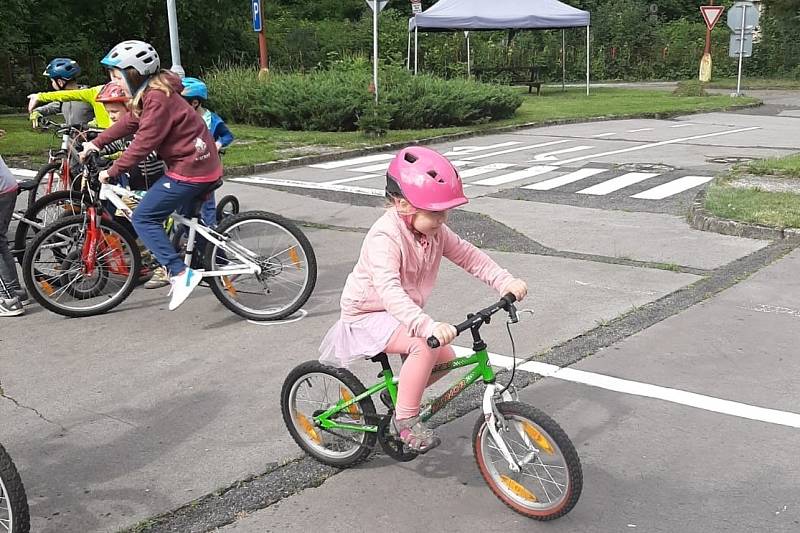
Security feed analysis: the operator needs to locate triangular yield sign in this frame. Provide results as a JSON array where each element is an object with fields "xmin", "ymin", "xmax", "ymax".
[{"xmin": 701, "ymin": 5, "xmax": 725, "ymax": 30}]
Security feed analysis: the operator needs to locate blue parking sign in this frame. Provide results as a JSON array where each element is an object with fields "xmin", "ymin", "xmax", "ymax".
[{"xmin": 252, "ymin": 0, "xmax": 262, "ymax": 32}]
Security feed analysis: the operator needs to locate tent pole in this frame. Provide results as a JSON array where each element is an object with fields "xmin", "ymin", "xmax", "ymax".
[
  {"xmin": 414, "ymin": 27, "xmax": 419, "ymax": 75},
  {"xmin": 586, "ymin": 25, "xmax": 590, "ymax": 96},
  {"xmin": 561, "ymin": 29, "xmax": 565, "ymax": 92},
  {"xmin": 407, "ymin": 30, "xmax": 411, "ymax": 70}
]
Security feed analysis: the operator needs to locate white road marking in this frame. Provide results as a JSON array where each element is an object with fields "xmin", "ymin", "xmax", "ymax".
[
  {"xmin": 556, "ymin": 126, "xmax": 760, "ymax": 166},
  {"xmin": 459, "ymin": 162, "xmax": 516, "ymax": 178},
  {"xmin": 737, "ymin": 304, "xmax": 800, "ymax": 319},
  {"xmin": 11, "ymin": 168, "xmax": 37, "ymax": 178},
  {"xmin": 322, "ymin": 174, "xmax": 381, "ymax": 185},
  {"xmin": 452, "ymin": 347, "xmax": 800, "ymax": 429},
  {"xmin": 472, "ymin": 165, "xmax": 558, "ymax": 187},
  {"xmin": 669, "ymin": 123, "xmax": 693, "ymax": 128},
  {"xmin": 577, "ymin": 172, "xmax": 659, "ymax": 195},
  {"xmin": 627, "ymin": 128, "xmax": 654, "ymax": 133},
  {"xmin": 309, "ymin": 153, "xmax": 394, "ymax": 170},
  {"xmin": 461, "ymin": 140, "xmax": 570, "ymax": 161},
  {"xmin": 522, "ymin": 168, "xmax": 606, "ymax": 190},
  {"xmin": 631, "ymin": 175, "xmax": 714, "ymax": 200},
  {"xmin": 592, "ymin": 132, "xmax": 616, "ymax": 138},
  {"xmin": 231, "ymin": 176, "xmax": 384, "ymax": 196},
  {"xmin": 530, "ymin": 145, "xmax": 594, "ymax": 162},
  {"xmin": 445, "ymin": 141, "xmax": 521, "ymax": 156}
]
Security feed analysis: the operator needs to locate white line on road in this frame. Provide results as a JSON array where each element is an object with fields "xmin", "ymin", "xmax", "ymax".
[
  {"xmin": 631, "ymin": 175, "xmax": 714, "ymax": 200},
  {"xmin": 577, "ymin": 172, "xmax": 659, "ymax": 195},
  {"xmin": 11, "ymin": 168, "xmax": 37, "ymax": 178},
  {"xmin": 459, "ymin": 162, "xmax": 516, "ymax": 178},
  {"xmin": 231, "ymin": 176, "xmax": 384, "ymax": 196},
  {"xmin": 309, "ymin": 153, "xmax": 394, "ymax": 170},
  {"xmin": 452, "ymin": 347, "xmax": 800, "ymax": 429},
  {"xmin": 592, "ymin": 132, "xmax": 616, "ymax": 138},
  {"xmin": 462, "ymin": 140, "xmax": 570, "ymax": 161},
  {"xmin": 322, "ymin": 174, "xmax": 381, "ymax": 185},
  {"xmin": 444, "ymin": 141, "xmax": 521, "ymax": 156},
  {"xmin": 669, "ymin": 123, "xmax": 693, "ymax": 128},
  {"xmin": 522, "ymin": 168, "xmax": 606, "ymax": 190},
  {"xmin": 556, "ymin": 126, "xmax": 760, "ymax": 166},
  {"xmin": 530, "ymin": 145, "xmax": 594, "ymax": 162},
  {"xmin": 472, "ymin": 165, "xmax": 558, "ymax": 187},
  {"xmin": 627, "ymin": 128, "xmax": 654, "ymax": 133}
]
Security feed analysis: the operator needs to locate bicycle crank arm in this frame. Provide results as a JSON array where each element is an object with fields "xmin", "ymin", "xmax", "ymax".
[{"xmin": 483, "ymin": 385, "xmax": 521, "ymax": 472}]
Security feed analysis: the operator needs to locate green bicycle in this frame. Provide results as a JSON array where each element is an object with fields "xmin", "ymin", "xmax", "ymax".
[{"xmin": 281, "ymin": 294, "xmax": 583, "ymax": 520}]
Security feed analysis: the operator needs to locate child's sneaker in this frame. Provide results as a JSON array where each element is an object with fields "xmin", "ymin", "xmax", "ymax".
[
  {"xmin": 168, "ymin": 268, "xmax": 202, "ymax": 310},
  {"xmin": 0, "ymin": 296, "xmax": 25, "ymax": 317},
  {"xmin": 390, "ymin": 414, "xmax": 440, "ymax": 453},
  {"xmin": 144, "ymin": 266, "xmax": 170, "ymax": 289}
]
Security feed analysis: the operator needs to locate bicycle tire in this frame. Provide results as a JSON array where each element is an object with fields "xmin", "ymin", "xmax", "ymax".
[
  {"xmin": 215, "ymin": 194, "xmax": 240, "ymax": 223},
  {"xmin": 22, "ymin": 215, "xmax": 141, "ymax": 318},
  {"xmin": 281, "ymin": 361, "xmax": 376, "ymax": 468},
  {"xmin": 0, "ymin": 442, "xmax": 30, "ymax": 533},
  {"xmin": 13, "ymin": 189, "xmax": 82, "ymax": 265},
  {"xmin": 204, "ymin": 211, "xmax": 317, "ymax": 321},
  {"xmin": 473, "ymin": 401, "xmax": 582, "ymax": 520},
  {"xmin": 27, "ymin": 161, "xmax": 64, "ymax": 212}
]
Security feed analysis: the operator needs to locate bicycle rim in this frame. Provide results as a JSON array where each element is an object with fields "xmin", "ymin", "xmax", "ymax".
[
  {"xmin": 0, "ymin": 473, "xmax": 13, "ymax": 533},
  {"xmin": 207, "ymin": 213, "xmax": 316, "ymax": 320},
  {"xmin": 24, "ymin": 216, "xmax": 139, "ymax": 316},
  {"xmin": 475, "ymin": 403, "xmax": 579, "ymax": 519},
  {"xmin": 288, "ymin": 372, "xmax": 369, "ymax": 461}
]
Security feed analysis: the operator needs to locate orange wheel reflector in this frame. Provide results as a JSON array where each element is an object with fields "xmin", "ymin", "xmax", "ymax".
[
  {"xmin": 296, "ymin": 412, "xmax": 321, "ymax": 444},
  {"xmin": 340, "ymin": 387, "xmax": 361, "ymax": 419},
  {"xmin": 222, "ymin": 276, "xmax": 238, "ymax": 297},
  {"xmin": 522, "ymin": 422, "xmax": 554, "ymax": 455},
  {"xmin": 500, "ymin": 475, "xmax": 537, "ymax": 502},
  {"xmin": 288, "ymin": 246, "xmax": 301, "ymax": 269},
  {"xmin": 40, "ymin": 280, "xmax": 55, "ymax": 296}
]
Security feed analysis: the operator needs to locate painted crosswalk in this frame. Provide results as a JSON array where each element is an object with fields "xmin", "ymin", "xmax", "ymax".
[
  {"xmin": 522, "ymin": 168, "xmax": 606, "ymax": 190},
  {"xmin": 631, "ymin": 175, "xmax": 715, "ymax": 200},
  {"xmin": 577, "ymin": 172, "xmax": 659, "ymax": 196}
]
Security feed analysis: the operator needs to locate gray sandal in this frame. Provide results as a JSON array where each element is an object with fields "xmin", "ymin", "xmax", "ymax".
[{"xmin": 390, "ymin": 414, "xmax": 441, "ymax": 453}]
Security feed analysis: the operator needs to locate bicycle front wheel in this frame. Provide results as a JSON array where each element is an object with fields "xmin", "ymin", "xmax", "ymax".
[
  {"xmin": 13, "ymin": 189, "xmax": 83, "ymax": 265},
  {"xmin": 0, "ymin": 443, "xmax": 30, "ymax": 533},
  {"xmin": 204, "ymin": 211, "xmax": 317, "ymax": 321},
  {"xmin": 473, "ymin": 401, "xmax": 582, "ymax": 520},
  {"xmin": 22, "ymin": 214, "xmax": 141, "ymax": 317},
  {"xmin": 27, "ymin": 161, "xmax": 69, "ymax": 211},
  {"xmin": 281, "ymin": 361, "xmax": 377, "ymax": 468}
]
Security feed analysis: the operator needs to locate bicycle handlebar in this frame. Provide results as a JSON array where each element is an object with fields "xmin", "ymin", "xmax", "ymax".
[{"xmin": 426, "ymin": 293, "xmax": 518, "ymax": 349}]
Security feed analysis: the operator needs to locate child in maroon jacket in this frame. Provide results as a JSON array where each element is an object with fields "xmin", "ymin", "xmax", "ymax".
[{"xmin": 82, "ymin": 40, "xmax": 222, "ymax": 310}]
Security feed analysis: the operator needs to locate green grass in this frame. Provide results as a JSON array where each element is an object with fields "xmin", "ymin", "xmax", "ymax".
[
  {"xmin": 705, "ymin": 183, "xmax": 800, "ymax": 228},
  {"xmin": 0, "ymin": 87, "xmax": 758, "ymax": 169},
  {"xmin": 706, "ymin": 78, "xmax": 800, "ymax": 90},
  {"xmin": 744, "ymin": 152, "xmax": 800, "ymax": 179}
]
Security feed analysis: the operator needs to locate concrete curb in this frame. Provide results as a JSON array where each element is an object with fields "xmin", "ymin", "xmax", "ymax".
[
  {"xmin": 223, "ymin": 101, "xmax": 762, "ymax": 177},
  {"xmin": 688, "ymin": 189, "xmax": 798, "ymax": 241}
]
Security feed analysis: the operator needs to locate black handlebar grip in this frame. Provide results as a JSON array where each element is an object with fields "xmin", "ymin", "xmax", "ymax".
[
  {"xmin": 427, "ymin": 336, "xmax": 440, "ymax": 349},
  {"xmin": 502, "ymin": 292, "xmax": 517, "ymax": 305}
]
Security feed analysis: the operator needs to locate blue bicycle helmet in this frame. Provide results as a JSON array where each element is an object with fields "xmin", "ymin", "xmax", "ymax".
[
  {"xmin": 181, "ymin": 77, "xmax": 208, "ymax": 101},
  {"xmin": 43, "ymin": 58, "xmax": 81, "ymax": 80}
]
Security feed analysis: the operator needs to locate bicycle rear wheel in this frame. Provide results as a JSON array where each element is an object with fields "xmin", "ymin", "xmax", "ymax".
[
  {"xmin": 13, "ymin": 189, "xmax": 83, "ymax": 265},
  {"xmin": 0, "ymin": 443, "xmax": 30, "ymax": 533},
  {"xmin": 473, "ymin": 401, "xmax": 582, "ymax": 520},
  {"xmin": 281, "ymin": 361, "xmax": 377, "ymax": 468},
  {"xmin": 22, "ymin": 214, "xmax": 140, "ymax": 317},
  {"xmin": 27, "ymin": 161, "xmax": 72, "ymax": 211},
  {"xmin": 204, "ymin": 211, "xmax": 317, "ymax": 321}
]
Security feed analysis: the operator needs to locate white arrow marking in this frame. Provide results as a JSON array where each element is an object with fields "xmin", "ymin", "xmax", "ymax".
[
  {"xmin": 530, "ymin": 145, "xmax": 593, "ymax": 162},
  {"xmin": 462, "ymin": 140, "xmax": 571, "ymax": 161},
  {"xmin": 444, "ymin": 141, "xmax": 520, "ymax": 156}
]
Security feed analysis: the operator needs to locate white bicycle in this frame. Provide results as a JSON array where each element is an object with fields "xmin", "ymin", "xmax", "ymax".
[{"xmin": 22, "ymin": 154, "xmax": 317, "ymax": 319}]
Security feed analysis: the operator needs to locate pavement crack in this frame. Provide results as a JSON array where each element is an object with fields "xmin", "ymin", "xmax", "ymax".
[{"xmin": 0, "ymin": 380, "xmax": 64, "ymax": 430}]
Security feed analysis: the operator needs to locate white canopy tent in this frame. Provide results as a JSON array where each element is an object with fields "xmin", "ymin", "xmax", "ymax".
[{"xmin": 407, "ymin": 0, "xmax": 591, "ymax": 94}]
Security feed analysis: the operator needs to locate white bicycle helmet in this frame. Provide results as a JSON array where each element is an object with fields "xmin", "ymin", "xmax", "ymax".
[{"xmin": 101, "ymin": 40, "xmax": 160, "ymax": 76}]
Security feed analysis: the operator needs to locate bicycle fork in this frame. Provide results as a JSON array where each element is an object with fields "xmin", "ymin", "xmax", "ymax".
[{"xmin": 482, "ymin": 384, "xmax": 539, "ymax": 473}]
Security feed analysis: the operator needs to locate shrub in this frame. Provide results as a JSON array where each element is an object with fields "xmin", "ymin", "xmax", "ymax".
[
  {"xmin": 207, "ymin": 62, "xmax": 523, "ymax": 132},
  {"xmin": 672, "ymin": 79, "xmax": 707, "ymax": 97}
]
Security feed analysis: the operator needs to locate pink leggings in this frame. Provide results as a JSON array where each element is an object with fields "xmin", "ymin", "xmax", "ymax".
[{"xmin": 384, "ymin": 325, "xmax": 456, "ymax": 419}]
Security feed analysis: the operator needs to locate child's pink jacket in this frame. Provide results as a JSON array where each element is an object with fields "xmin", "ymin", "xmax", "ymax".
[{"xmin": 339, "ymin": 208, "xmax": 514, "ymax": 337}]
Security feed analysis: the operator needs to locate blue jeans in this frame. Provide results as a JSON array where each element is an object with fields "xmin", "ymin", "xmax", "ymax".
[{"xmin": 132, "ymin": 175, "xmax": 209, "ymax": 277}]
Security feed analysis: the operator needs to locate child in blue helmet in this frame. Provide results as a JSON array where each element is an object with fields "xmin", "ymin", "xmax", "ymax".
[{"xmin": 28, "ymin": 58, "xmax": 112, "ymax": 128}]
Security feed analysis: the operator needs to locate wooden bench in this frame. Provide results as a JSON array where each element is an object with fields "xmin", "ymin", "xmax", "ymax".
[{"xmin": 474, "ymin": 66, "xmax": 544, "ymax": 95}]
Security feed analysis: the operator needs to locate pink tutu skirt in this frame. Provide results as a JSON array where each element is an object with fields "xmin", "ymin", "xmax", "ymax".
[{"xmin": 319, "ymin": 312, "xmax": 400, "ymax": 368}]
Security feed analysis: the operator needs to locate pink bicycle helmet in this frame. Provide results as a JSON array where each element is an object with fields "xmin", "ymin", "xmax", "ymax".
[{"xmin": 386, "ymin": 146, "xmax": 468, "ymax": 211}]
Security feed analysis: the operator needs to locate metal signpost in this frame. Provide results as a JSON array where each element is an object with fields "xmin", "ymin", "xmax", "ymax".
[
  {"xmin": 698, "ymin": 3, "xmax": 724, "ymax": 82},
  {"xmin": 166, "ymin": 0, "xmax": 185, "ymax": 76},
  {"xmin": 252, "ymin": 0, "xmax": 269, "ymax": 75},
  {"xmin": 366, "ymin": 0, "xmax": 389, "ymax": 103},
  {"xmin": 727, "ymin": 1, "xmax": 759, "ymax": 96}
]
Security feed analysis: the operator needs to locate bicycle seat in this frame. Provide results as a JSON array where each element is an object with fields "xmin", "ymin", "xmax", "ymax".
[
  {"xmin": 187, "ymin": 179, "xmax": 224, "ymax": 218},
  {"xmin": 16, "ymin": 179, "xmax": 37, "ymax": 192}
]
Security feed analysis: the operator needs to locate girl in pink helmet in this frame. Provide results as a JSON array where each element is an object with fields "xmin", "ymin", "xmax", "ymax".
[{"xmin": 320, "ymin": 146, "xmax": 527, "ymax": 453}]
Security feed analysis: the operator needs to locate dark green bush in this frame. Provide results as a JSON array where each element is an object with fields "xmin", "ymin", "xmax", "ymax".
[
  {"xmin": 672, "ymin": 80, "xmax": 707, "ymax": 97},
  {"xmin": 207, "ymin": 61, "xmax": 523, "ymax": 132}
]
